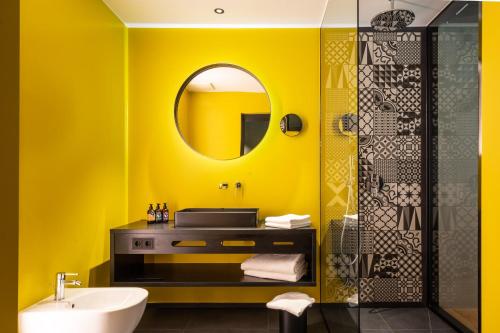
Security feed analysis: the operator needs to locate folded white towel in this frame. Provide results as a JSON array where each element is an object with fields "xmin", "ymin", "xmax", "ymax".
[
  {"xmin": 244, "ymin": 266, "xmax": 306, "ymax": 282},
  {"xmin": 241, "ymin": 254, "xmax": 305, "ymax": 274},
  {"xmin": 265, "ymin": 221, "xmax": 311, "ymax": 229},
  {"xmin": 266, "ymin": 292, "xmax": 315, "ymax": 317},
  {"xmin": 265, "ymin": 214, "xmax": 311, "ymax": 224}
]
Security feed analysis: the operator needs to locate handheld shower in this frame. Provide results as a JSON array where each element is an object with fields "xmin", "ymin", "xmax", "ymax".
[
  {"xmin": 338, "ymin": 113, "xmax": 359, "ymax": 306},
  {"xmin": 338, "ymin": 113, "xmax": 358, "ymax": 267}
]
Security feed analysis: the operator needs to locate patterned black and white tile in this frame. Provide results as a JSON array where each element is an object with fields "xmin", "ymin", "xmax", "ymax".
[{"xmin": 358, "ymin": 30, "xmax": 424, "ymax": 304}]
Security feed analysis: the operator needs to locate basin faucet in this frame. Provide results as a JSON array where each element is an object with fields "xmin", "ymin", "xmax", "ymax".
[{"xmin": 55, "ymin": 272, "xmax": 81, "ymax": 301}]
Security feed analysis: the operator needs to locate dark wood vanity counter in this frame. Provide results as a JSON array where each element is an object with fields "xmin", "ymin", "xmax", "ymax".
[{"xmin": 110, "ymin": 220, "xmax": 316, "ymax": 287}]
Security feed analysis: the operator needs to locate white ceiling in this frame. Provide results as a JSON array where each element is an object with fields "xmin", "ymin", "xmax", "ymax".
[
  {"xmin": 187, "ymin": 67, "xmax": 265, "ymax": 93},
  {"xmin": 322, "ymin": 0, "xmax": 357, "ymax": 28},
  {"xmin": 102, "ymin": 0, "xmax": 450, "ymax": 28},
  {"xmin": 102, "ymin": 0, "xmax": 328, "ymax": 28}
]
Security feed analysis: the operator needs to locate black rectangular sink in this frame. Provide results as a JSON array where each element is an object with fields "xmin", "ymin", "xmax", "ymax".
[{"xmin": 174, "ymin": 208, "xmax": 259, "ymax": 228}]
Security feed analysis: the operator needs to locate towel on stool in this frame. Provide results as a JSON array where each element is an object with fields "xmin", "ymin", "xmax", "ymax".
[
  {"xmin": 241, "ymin": 254, "xmax": 305, "ymax": 275},
  {"xmin": 266, "ymin": 292, "xmax": 315, "ymax": 317}
]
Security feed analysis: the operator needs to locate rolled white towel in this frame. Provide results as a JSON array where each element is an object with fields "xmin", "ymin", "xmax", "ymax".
[
  {"xmin": 244, "ymin": 263, "xmax": 306, "ymax": 282},
  {"xmin": 266, "ymin": 292, "xmax": 315, "ymax": 317},
  {"xmin": 265, "ymin": 221, "xmax": 311, "ymax": 229},
  {"xmin": 241, "ymin": 254, "xmax": 305, "ymax": 275},
  {"xmin": 265, "ymin": 214, "xmax": 311, "ymax": 224}
]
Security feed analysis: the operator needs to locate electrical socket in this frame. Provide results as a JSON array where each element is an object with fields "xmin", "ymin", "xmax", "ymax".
[{"xmin": 132, "ymin": 238, "xmax": 154, "ymax": 250}]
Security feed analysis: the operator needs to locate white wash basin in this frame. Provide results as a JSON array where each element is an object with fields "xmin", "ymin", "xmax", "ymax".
[{"xmin": 19, "ymin": 288, "xmax": 148, "ymax": 333}]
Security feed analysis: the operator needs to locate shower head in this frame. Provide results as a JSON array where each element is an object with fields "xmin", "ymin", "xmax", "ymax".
[{"xmin": 371, "ymin": 0, "xmax": 415, "ymax": 31}]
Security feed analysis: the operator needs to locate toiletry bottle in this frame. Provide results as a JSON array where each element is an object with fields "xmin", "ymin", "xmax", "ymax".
[
  {"xmin": 162, "ymin": 203, "xmax": 169, "ymax": 223},
  {"xmin": 155, "ymin": 203, "xmax": 162, "ymax": 223},
  {"xmin": 147, "ymin": 204, "xmax": 155, "ymax": 223}
]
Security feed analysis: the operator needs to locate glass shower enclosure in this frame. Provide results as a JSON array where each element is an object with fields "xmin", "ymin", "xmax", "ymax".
[
  {"xmin": 320, "ymin": 0, "xmax": 360, "ymax": 332},
  {"xmin": 428, "ymin": 2, "xmax": 481, "ymax": 332},
  {"xmin": 320, "ymin": 1, "xmax": 480, "ymax": 332}
]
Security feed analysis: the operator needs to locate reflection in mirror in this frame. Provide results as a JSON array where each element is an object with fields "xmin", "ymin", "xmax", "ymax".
[
  {"xmin": 175, "ymin": 65, "xmax": 271, "ymax": 160},
  {"xmin": 280, "ymin": 114, "xmax": 303, "ymax": 137}
]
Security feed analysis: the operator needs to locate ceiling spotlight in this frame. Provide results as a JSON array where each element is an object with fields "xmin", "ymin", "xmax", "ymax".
[{"xmin": 214, "ymin": 8, "xmax": 224, "ymax": 14}]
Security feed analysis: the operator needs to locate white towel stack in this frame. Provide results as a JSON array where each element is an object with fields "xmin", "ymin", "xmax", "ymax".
[
  {"xmin": 241, "ymin": 254, "xmax": 307, "ymax": 282},
  {"xmin": 264, "ymin": 214, "xmax": 311, "ymax": 229}
]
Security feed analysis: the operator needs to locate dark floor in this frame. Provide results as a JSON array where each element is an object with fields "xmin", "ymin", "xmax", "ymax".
[
  {"xmin": 134, "ymin": 305, "xmax": 327, "ymax": 333},
  {"xmin": 360, "ymin": 307, "xmax": 457, "ymax": 332},
  {"xmin": 323, "ymin": 307, "xmax": 457, "ymax": 333},
  {"xmin": 134, "ymin": 306, "xmax": 456, "ymax": 333}
]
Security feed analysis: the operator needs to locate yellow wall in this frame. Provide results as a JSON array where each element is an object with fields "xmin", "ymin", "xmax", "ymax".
[
  {"xmin": 178, "ymin": 91, "xmax": 269, "ymax": 159},
  {"xmin": 0, "ymin": 0, "xmax": 19, "ymax": 330},
  {"xmin": 482, "ymin": 4, "xmax": 500, "ymax": 332},
  {"xmin": 19, "ymin": 0, "xmax": 127, "ymax": 309},
  {"xmin": 128, "ymin": 28, "xmax": 320, "ymax": 302}
]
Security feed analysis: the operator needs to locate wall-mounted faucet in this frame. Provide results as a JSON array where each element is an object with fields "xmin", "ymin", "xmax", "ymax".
[
  {"xmin": 218, "ymin": 182, "xmax": 229, "ymax": 190},
  {"xmin": 55, "ymin": 272, "xmax": 81, "ymax": 301}
]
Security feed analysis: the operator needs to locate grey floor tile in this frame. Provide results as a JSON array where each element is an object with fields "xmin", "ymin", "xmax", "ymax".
[
  {"xmin": 135, "ymin": 308, "xmax": 190, "ymax": 330},
  {"xmin": 380, "ymin": 308, "xmax": 431, "ymax": 330},
  {"xmin": 135, "ymin": 305, "xmax": 457, "ymax": 333},
  {"xmin": 360, "ymin": 308, "xmax": 391, "ymax": 330},
  {"xmin": 185, "ymin": 308, "xmax": 269, "ymax": 330},
  {"xmin": 428, "ymin": 310, "xmax": 454, "ymax": 330},
  {"xmin": 322, "ymin": 306, "xmax": 359, "ymax": 332}
]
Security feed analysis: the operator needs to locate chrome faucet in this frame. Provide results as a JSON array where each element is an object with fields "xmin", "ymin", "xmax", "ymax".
[{"xmin": 55, "ymin": 272, "xmax": 81, "ymax": 301}]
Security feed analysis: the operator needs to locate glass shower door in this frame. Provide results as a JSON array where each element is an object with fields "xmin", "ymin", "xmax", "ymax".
[
  {"xmin": 429, "ymin": 2, "xmax": 480, "ymax": 332},
  {"xmin": 320, "ymin": 0, "xmax": 359, "ymax": 332}
]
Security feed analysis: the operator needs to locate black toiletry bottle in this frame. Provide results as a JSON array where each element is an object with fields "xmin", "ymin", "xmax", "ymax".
[
  {"xmin": 162, "ymin": 203, "xmax": 169, "ymax": 223},
  {"xmin": 155, "ymin": 203, "xmax": 162, "ymax": 223},
  {"xmin": 147, "ymin": 204, "xmax": 155, "ymax": 223}
]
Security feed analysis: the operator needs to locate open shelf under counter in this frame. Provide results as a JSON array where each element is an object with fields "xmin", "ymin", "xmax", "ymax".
[
  {"xmin": 110, "ymin": 220, "xmax": 316, "ymax": 287},
  {"xmin": 112, "ymin": 263, "xmax": 315, "ymax": 287}
]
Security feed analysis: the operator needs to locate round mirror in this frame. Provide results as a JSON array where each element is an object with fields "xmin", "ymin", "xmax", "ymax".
[
  {"xmin": 280, "ymin": 114, "xmax": 303, "ymax": 137},
  {"xmin": 175, "ymin": 64, "xmax": 271, "ymax": 160}
]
